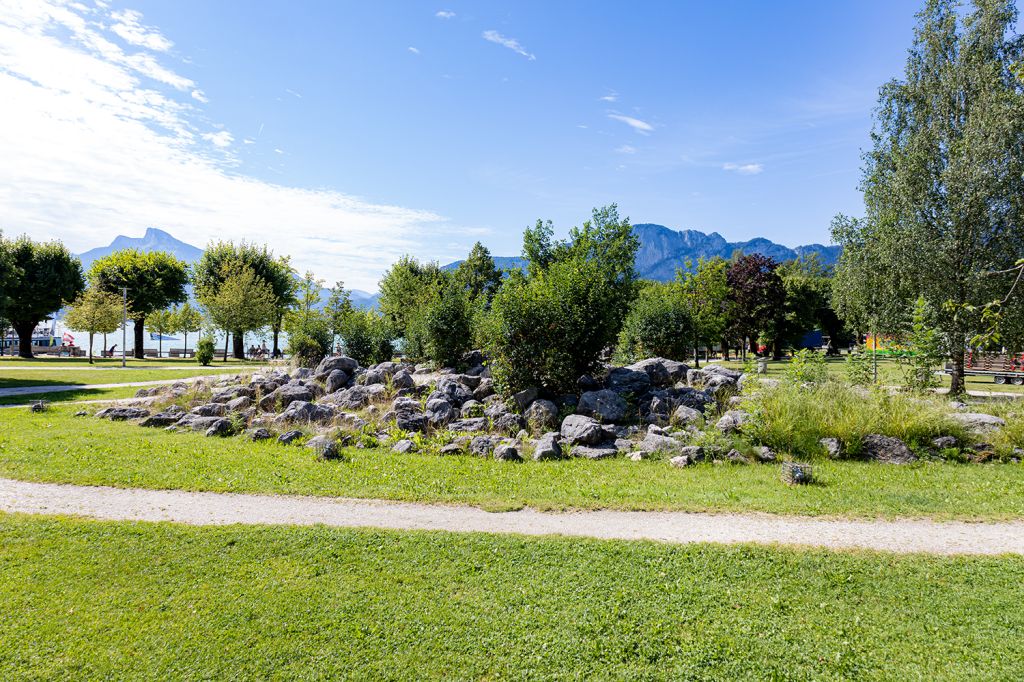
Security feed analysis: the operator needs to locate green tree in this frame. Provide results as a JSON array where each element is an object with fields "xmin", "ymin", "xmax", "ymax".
[
  {"xmin": 202, "ymin": 265, "xmax": 279, "ymax": 362},
  {"xmin": 900, "ymin": 296, "xmax": 944, "ymax": 392},
  {"xmin": 147, "ymin": 308, "xmax": 175, "ymax": 359},
  {"xmin": 378, "ymin": 256, "xmax": 445, "ymax": 335},
  {"xmin": 193, "ymin": 242, "xmax": 295, "ymax": 359},
  {"xmin": 172, "ymin": 301, "xmax": 202, "ymax": 356},
  {"xmin": 4, "ymin": 236, "xmax": 85, "ymax": 358},
  {"xmin": 677, "ymin": 257, "xmax": 728, "ymax": 367},
  {"xmin": 324, "ymin": 281, "xmax": 353, "ymax": 350},
  {"xmin": 88, "ymin": 249, "xmax": 189, "ymax": 360},
  {"xmin": 483, "ymin": 205, "xmax": 639, "ymax": 394},
  {"xmin": 338, "ymin": 310, "xmax": 396, "ymax": 366},
  {"xmin": 725, "ymin": 253, "xmax": 786, "ymax": 358},
  {"xmin": 851, "ymin": 0, "xmax": 1024, "ymax": 395},
  {"xmin": 62, "ymin": 288, "xmax": 125, "ymax": 363},
  {"xmin": 408, "ymin": 274, "xmax": 475, "ymax": 368},
  {"xmin": 616, "ymin": 282, "xmax": 694, "ymax": 363},
  {"xmin": 455, "ymin": 242, "xmax": 503, "ymax": 303}
]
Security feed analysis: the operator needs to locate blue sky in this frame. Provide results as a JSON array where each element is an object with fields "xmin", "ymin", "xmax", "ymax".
[{"xmin": 2, "ymin": 1, "xmax": 1018, "ymax": 288}]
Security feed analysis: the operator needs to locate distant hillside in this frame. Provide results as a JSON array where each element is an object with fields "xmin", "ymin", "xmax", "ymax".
[
  {"xmin": 77, "ymin": 227, "xmax": 203, "ymax": 273},
  {"xmin": 444, "ymin": 223, "xmax": 840, "ymax": 281}
]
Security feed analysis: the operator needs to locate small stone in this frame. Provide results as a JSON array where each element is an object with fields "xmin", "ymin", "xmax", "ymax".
[
  {"xmin": 248, "ymin": 428, "xmax": 272, "ymax": 441},
  {"xmin": 493, "ymin": 443, "xmax": 523, "ymax": 462},
  {"xmin": 392, "ymin": 439, "xmax": 417, "ymax": 454},
  {"xmin": 278, "ymin": 430, "xmax": 304, "ymax": 445},
  {"xmin": 531, "ymin": 433, "xmax": 563, "ymax": 461},
  {"xmin": 669, "ymin": 455, "xmax": 692, "ymax": 468},
  {"xmin": 819, "ymin": 437, "xmax": 842, "ymax": 458},
  {"xmin": 306, "ymin": 435, "xmax": 341, "ymax": 460}
]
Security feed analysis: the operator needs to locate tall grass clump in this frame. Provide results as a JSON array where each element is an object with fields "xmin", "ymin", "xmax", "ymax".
[{"xmin": 743, "ymin": 380, "xmax": 966, "ymax": 458}]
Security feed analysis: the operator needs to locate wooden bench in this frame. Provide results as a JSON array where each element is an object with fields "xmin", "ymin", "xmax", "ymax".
[
  {"xmin": 169, "ymin": 348, "xmax": 195, "ymax": 358},
  {"xmin": 143, "ymin": 349, "xmax": 160, "ymax": 358}
]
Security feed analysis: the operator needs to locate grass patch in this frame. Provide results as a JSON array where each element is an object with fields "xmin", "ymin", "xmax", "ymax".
[
  {"xmin": 0, "ymin": 356, "xmax": 264, "ymax": 368},
  {"xmin": 2, "ymin": 514, "xmax": 1024, "ymax": 680},
  {"xmin": 743, "ymin": 380, "xmax": 969, "ymax": 457},
  {"xmin": 3, "ymin": 407, "xmax": 1024, "ymax": 519},
  {"xmin": 0, "ymin": 386, "xmax": 142, "ymax": 407},
  {"xmin": 0, "ymin": 367, "xmax": 249, "ymax": 390}
]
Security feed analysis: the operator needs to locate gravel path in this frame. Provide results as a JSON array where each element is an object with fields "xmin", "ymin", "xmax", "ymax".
[{"xmin": 3, "ymin": 478, "xmax": 1023, "ymax": 555}]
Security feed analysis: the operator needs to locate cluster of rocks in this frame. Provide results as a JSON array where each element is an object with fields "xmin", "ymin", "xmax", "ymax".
[{"xmin": 89, "ymin": 351, "xmax": 1016, "ymax": 466}]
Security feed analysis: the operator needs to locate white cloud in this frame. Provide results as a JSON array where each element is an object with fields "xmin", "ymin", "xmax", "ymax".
[
  {"xmin": 284, "ymin": 88, "xmax": 302, "ymax": 98},
  {"xmin": 109, "ymin": 9, "xmax": 173, "ymax": 52},
  {"xmin": 599, "ymin": 90, "xmax": 618, "ymax": 102},
  {"xmin": 407, "ymin": 46, "xmax": 420, "ymax": 55},
  {"xmin": 190, "ymin": 89, "xmax": 208, "ymax": 103},
  {"xmin": 0, "ymin": 1, "xmax": 453, "ymax": 290},
  {"xmin": 723, "ymin": 162, "xmax": 764, "ymax": 175},
  {"xmin": 435, "ymin": 10, "xmax": 455, "ymax": 19},
  {"xmin": 482, "ymin": 30, "xmax": 535, "ymax": 61},
  {"xmin": 607, "ymin": 113, "xmax": 653, "ymax": 134},
  {"xmin": 615, "ymin": 144, "xmax": 636, "ymax": 154},
  {"xmin": 201, "ymin": 131, "xmax": 233, "ymax": 148}
]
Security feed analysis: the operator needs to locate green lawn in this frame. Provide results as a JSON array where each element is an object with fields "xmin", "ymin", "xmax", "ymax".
[
  {"xmin": 0, "ymin": 386, "xmax": 143, "ymax": 407},
  {"xmin": 0, "ymin": 367, "xmax": 249, "ymax": 390},
  {"xmin": 720, "ymin": 355, "xmax": 1024, "ymax": 395},
  {"xmin": 0, "ymin": 356, "xmax": 262, "ymax": 368},
  {"xmin": 1, "ymin": 514, "xmax": 1022, "ymax": 680},
  {"xmin": 3, "ymin": 407, "xmax": 1024, "ymax": 519}
]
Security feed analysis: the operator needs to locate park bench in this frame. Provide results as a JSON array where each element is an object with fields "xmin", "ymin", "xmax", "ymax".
[{"xmin": 169, "ymin": 348, "xmax": 195, "ymax": 358}]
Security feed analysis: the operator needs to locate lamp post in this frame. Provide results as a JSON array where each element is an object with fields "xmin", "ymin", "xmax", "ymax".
[{"xmin": 121, "ymin": 287, "xmax": 128, "ymax": 369}]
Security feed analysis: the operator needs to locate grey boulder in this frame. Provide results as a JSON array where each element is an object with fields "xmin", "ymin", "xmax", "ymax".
[{"xmin": 577, "ymin": 389, "xmax": 628, "ymax": 423}]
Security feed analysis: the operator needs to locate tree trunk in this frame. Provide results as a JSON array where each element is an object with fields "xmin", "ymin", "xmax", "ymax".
[
  {"xmin": 772, "ymin": 339, "xmax": 783, "ymax": 361},
  {"xmin": 102, "ymin": 333, "xmax": 107, "ymax": 358},
  {"xmin": 88, "ymin": 331, "xmax": 94, "ymax": 364},
  {"xmin": 272, "ymin": 322, "xmax": 281, "ymax": 357},
  {"xmin": 233, "ymin": 331, "xmax": 245, "ymax": 360},
  {"xmin": 12, "ymin": 319, "xmax": 36, "ymax": 359},
  {"xmin": 949, "ymin": 343, "xmax": 966, "ymax": 397},
  {"xmin": 183, "ymin": 332, "xmax": 188, "ymax": 358},
  {"xmin": 748, "ymin": 336, "xmax": 758, "ymax": 356},
  {"xmin": 224, "ymin": 332, "xmax": 230, "ymax": 363},
  {"xmin": 133, "ymin": 318, "xmax": 145, "ymax": 359},
  {"xmin": 158, "ymin": 334, "xmax": 163, "ymax": 359}
]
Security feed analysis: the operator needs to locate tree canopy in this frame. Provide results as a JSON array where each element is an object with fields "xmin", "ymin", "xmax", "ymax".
[{"xmin": 88, "ymin": 249, "xmax": 189, "ymax": 359}]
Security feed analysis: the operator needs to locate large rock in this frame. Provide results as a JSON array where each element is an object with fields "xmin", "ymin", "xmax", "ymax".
[
  {"xmin": 95, "ymin": 406, "xmax": 150, "ymax": 421},
  {"xmin": 324, "ymin": 369, "xmax": 350, "ymax": 394},
  {"xmin": 315, "ymin": 355, "xmax": 359, "ymax": 376},
  {"xmin": 511, "ymin": 387, "xmax": 539, "ymax": 411},
  {"xmin": 391, "ymin": 369, "xmax": 415, "ymax": 390},
  {"xmin": 259, "ymin": 384, "xmax": 314, "ymax": 412},
  {"xmin": 191, "ymin": 403, "xmax": 227, "ymax": 417},
  {"xmin": 672, "ymin": 405, "xmax": 703, "ymax": 426},
  {"xmin": 950, "ymin": 412, "xmax": 1006, "ymax": 433},
  {"xmin": 493, "ymin": 443, "xmax": 523, "ymax": 462},
  {"xmin": 273, "ymin": 401, "xmax": 335, "ymax": 425},
  {"xmin": 716, "ymin": 410, "xmax": 750, "ymax": 434},
  {"xmin": 524, "ymin": 399, "xmax": 559, "ymax": 431},
  {"xmin": 391, "ymin": 439, "xmax": 417, "ymax": 454},
  {"xmin": 305, "ymin": 435, "xmax": 341, "ymax": 460},
  {"xmin": 425, "ymin": 398, "xmax": 457, "ymax": 426},
  {"xmin": 278, "ymin": 430, "xmax": 303, "ymax": 445},
  {"xmin": 470, "ymin": 436, "xmax": 503, "ymax": 456},
  {"xmin": 531, "ymin": 432, "xmax": 563, "ymax": 461},
  {"xmin": 139, "ymin": 406, "xmax": 184, "ymax": 427},
  {"xmin": 493, "ymin": 412, "xmax": 527, "ymax": 434},
  {"xmin": 226, "ymin": 395, "xmax": 252, "ymax": 412},
  {"xmin": 321, "ymin": 384, "xmax": 386, "ymax": 410},
  {"xmin": 639, "ymin": 432, "xmax": 686, "ymax": 456},
  {"xmin": 625, "ymin": 358, "xmax": 684, "ymax": 388},
  {"xmin": 560, "ymin": 414, "xmax": 604, "ymax": 445},
  {"xmin": 577, "ymin": 389, "xmax": 628, "ymax": 423},
  {"xmin": 861, "ymin": 434, "xmax": 916, "ymax": 464},
  {"xmin": 204, "ymin": 418, "xmax": 234, "ymax": 437},
  {"xmin": 174, "ymin": 414, "xmax": 224, "ymax": 432},
  {"xmin": 472, "ymin": 379, "xmax": 495, "ymax": 401},
  {"xmin": 570, "ymin": 444, "xmax": 619, "ymax": 460},
  {"xmin": 449, "ymin": 418, "xmax": 488, "ymax": 433},
  {"xmin": 606, "ymin": 367, "xmax": 651, "ymax": 397},
  {"xmin": 429, "ymin": 378, "xmax": 473, "ymax": 407}
]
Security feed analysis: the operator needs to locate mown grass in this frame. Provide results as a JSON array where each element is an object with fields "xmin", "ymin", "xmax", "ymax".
[
  {"xmin": 0, "ymin": 386, "xmax": 142, "ymax": 407},
  {"xmin": 0, "ymin": 355, "xmax": 264, "ymax": 368},
  {"xmin": 0, "ymin": 367, "xmax": 249, "ymax": 390},
  {"xmin": 2, "ymin": 514, "xmax": 1023, "ymax": 680},
  {"xmin": 3, "ymin": 407, "xmax": 1024, "ymax": 519}
]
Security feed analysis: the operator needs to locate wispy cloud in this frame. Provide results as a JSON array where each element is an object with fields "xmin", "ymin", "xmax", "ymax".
[
  {"xmin": 109, "ymin": 9, "xmax": 172, "ymax": 52},
  {"xmin": 482, "ymin": 30, "xmax": 535, "ymax": 61},
  {"xmin": 723, "ymin": 162, "xmax": 764, "ymax": 175},
  {"xmin": 615, "ymin": 144, "xmax": 636, "ymax": 154},
  {"xmin": 599, "ymin": 90, "xmax": 618, "ymax": 102},
  {"xmin": 607, "ymin": 113, "xmax": 653, "ymax": 134},
  {"xmin": 435, "ymin": 10, "xmax": 455, "ymax": 19},
  {"xmin": 284, "ymin": 88, "xmax": 302, "ymax": 98},
  {"xmin": 0, "ymin": 1, "xmax": 452, "ymax": 290},
  {"xmin": 407, "ymin": 46, "xmax": 420, "ymax": 55},
  {"xmin": 201, "ymin": 131, "xmax": 233, "ymax": 148}
]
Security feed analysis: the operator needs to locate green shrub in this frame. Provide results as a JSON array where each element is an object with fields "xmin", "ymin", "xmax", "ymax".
[
  {"xmin": 615, "ymin": 282, "xmax": 693, "ymax": 363},
  {"xmin": 784, "ymin": 348, "xmax": 827, "ymax": 384},
  {"xmin": 898, "ymin": 296, "xmax": 943, "ymax": 392},
  {"xmin": 844, "ymin": 347, "xmax": 874, "ymax": 385},
  {"xmin": 743, "ymin": 381, "xmax": 966, "ymax": 458},
  {"xmin": 288, "ymin": 334, "xmax": 327, "ymax": 368},
  {"xmin": 195, "ymin": 336, "xmax": 215, "ymax": 366},
  {"xmin": 406, "ymin": 279, "xmax": 475, "ymax": 368},
  {"xmin": 340, "ymin": 310, "xmax": 395, "ymax": 366}
]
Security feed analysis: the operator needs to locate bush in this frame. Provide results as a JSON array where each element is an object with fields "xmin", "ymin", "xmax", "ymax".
[
  {"xmin": 484, "ymin": 259, "xmax": 626, "ymax": 395},
  {"xmin": 615, "ymin": 283, "xmax": 693, "ymax": 363},
  {"xmin": 784, "ymin": 348, "xmax": 827, "ymax": 384},
  {"xmin": 288, "ymin": 334, "xmax": 327, "ymax": 368},
  {"xmin": 195, "ymin": 337, "xmax": 215, "ymax": 366},
  {"xmin": 405, "ymin": 279, "xmax": 476, "ymax": 368},
  {"xmin": 339, "ymin": 310, "xmax": 395, "ymax": 366},
  {"xmin": 844, "ymin": 347, "xmax": 874, "ymax": 385},
  {"xmin": 743, "ymin": 380, "xmax": 966, "ymax": 458}
]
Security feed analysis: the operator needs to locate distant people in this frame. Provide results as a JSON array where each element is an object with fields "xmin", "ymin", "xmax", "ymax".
[
  {"xmin": 107, "ymin": 344, "xmax": 117, "ymax": 357},
  {"xmin": 260, "ymin": 342, "xmax": 269, "ymax": 358},
  {"xmin": 247, "ymin": 345, "xmax": 256, "ymax": 358}
]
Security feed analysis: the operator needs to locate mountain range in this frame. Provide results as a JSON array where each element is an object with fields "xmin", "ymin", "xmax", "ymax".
[
  {"xmin": 442, "ymin": 223, "xmax": 841, "ymax": 281},
  {"xmin": 75, "ymin": 224, "xmax": 841, "ymax": 302}
]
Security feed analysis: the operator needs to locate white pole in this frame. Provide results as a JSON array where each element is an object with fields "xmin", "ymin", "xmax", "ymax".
[{"xmin": 121, "ymin": 287, "xmax": 128, "ymax": 369}]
